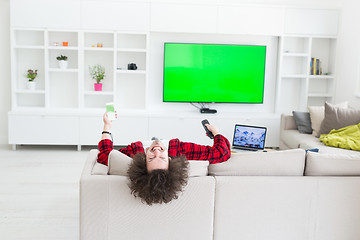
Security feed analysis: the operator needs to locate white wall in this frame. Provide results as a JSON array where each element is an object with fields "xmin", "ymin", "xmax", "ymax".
[
  {"xmin": 0, "ymin": 0, "xmax": 11, "ymax": 144},
  {"xmin": 334, "ymin": 0, "xmax": 360, "ymax": 109}
]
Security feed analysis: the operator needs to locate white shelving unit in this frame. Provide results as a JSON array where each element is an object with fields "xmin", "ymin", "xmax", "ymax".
[
  {"xmin": 10, "ymin": 28, "xmax": 148, "ymax": 111},
  {"xmin": 276, "ymin": 35, "xmax": 336, "ymax": 113},
  {"xmin": 9, "ymin": 28, "xmax": 148, "ymax": 149}
]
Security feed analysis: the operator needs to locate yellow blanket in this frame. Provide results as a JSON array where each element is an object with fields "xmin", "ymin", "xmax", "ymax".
[{"xmin": 319, "ymin": 123, "xmax": 360, "ymax": 151}]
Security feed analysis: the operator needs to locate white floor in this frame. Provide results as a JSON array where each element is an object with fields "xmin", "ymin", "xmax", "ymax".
[{"xmin": 0, "ymin": 144, "xmax": 92, "ymax": 240}]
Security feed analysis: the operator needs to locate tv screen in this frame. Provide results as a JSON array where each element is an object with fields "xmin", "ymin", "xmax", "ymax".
[{"xmin": 163, "ymin": 43, "xmax": 266, "ymax": 103}]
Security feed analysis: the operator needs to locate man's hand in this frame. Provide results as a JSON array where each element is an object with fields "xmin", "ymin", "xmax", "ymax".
[
  {"xmin": 103, "ymin": 112, "xmax": 112, "ymax": 131},
  {"xmin": 205, "ymin": 124, "xmax": 220, "ymax": 137}
]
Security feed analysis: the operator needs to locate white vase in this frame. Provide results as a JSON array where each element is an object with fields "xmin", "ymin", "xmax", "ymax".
[
  {"xmin": 58, "ymin": 60, "xmax": 68, "ymax": 69},
  {"xmin": 27, "ymin": 81, "xmax": 36, "ymax": 90}
]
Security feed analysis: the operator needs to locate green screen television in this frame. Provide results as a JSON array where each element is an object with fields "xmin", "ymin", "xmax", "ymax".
[{"xmin": 163, "ymin": 43, "xmax": 266, "ymax": 103}]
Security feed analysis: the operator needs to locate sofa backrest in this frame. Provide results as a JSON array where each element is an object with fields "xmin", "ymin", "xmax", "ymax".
[{"xmin": 209, "ymin": 149, "xmax": 306, "ymax": 176}]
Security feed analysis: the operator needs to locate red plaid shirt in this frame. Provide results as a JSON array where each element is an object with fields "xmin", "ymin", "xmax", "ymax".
[{"xmin": 97, "ymin": 134, "xmax": 231, "ymax": 166}]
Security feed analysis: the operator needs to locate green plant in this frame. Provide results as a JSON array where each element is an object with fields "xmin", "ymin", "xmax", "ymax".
[
  {"xmin": 56, "ymin": 55, "xmax": 68, "ymax": 61},
  {"xmin": 26, "ymin": 69, "xmax": 38, "ymax": 82},
  {"xmin": 89, "ymin": 64, "xmax": 105, "ymax": 84}
]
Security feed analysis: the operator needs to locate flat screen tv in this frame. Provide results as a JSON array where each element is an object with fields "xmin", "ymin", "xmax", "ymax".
[{"xmin": 163, "ymin": 43, "xmax": 266, "ymax": 103}]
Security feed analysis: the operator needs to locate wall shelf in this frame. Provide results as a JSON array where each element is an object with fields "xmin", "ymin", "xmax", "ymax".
[
  {"xmin": 48, "ymin": 68, "xmax": 79, "ymax": 72},
  {"xmin": 84, "ymin": 91, "xmax": 114, "ymax": 96},
  {"xmin": 281, "ymin": 74, "xmax": 307, "ymax": 79},
  {"xmin": 116, "ymin": 70, "xmax": 146, "ymax": 74},
  {"xmin": 117, "ymin": 48, "xmax": 147, "ymax": 52},
  {"xmin": 84, "ymin": 47, "xmax": 114, "ymax": 51},
  {"xmin": 15, "ymin": 90, "xmax": 45, "ymax": 94},
  {"xmin": 48, "ymin": 46, "xmax": 78, "ymax": 50},
  {"xmin": 283, "ymin": 53, "xmax": 308, "ymax": 57},
  {"xmin": 308, "ymin": 75, "xmax": 334, "ymax": 79},
  {"xmin": 276, "ymin": 35, "xmax": 336, "ymax": 113},
  {"xmin": 14, "ymin": 45, "xmax": 45, "ymax": 49}
]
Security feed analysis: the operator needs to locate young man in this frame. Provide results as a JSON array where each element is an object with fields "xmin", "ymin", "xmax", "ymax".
[{"xmin": 97, "ymin": 113, "xmax": 231, "ymax": 205}]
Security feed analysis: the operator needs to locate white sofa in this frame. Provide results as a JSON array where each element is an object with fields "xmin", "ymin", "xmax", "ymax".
[
  {"xmin": 280, "ymin": 113, "xmax": 360, "ymax": 155},
  {"xmin": 80, "ymin": 149, "xmax": 360, "ymax": 240}
]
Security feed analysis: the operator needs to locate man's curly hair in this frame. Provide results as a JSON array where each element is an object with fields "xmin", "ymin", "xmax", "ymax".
[{"xmin": 127, "ymin": 153, "xmax": 189, "ymax": 205}]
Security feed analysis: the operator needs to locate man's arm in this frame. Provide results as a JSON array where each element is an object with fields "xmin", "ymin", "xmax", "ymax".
[
  {"xmin": 168, "ymin": 124, "xmax": 231, "ymax": 164},
  {"xmin": 97, "ymin": 112, "xmax": 145, "ymax": 165},
  {"xmin": 97, "ymin": 112, "xmax": 114, "ymax": 165}
]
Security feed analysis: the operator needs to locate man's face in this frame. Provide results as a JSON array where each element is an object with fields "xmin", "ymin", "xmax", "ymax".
[{"xmin": 145, "ymin": 140, "xmax": 170, "ymax": 172}]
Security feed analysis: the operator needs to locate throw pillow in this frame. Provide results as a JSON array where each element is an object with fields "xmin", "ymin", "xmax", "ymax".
[
  {"xmin": 308, "ymin": 101, "xmax": 348, "ymax": 137},
  {"xmin": 91, "ymin": 149, "xmax": 109, "ymax": 175},
  {"xmin": 188, "ymin": 160, "xmax": 209, "ymax": 177},
  {"xmin": 305, "ymin": 151, "xmax": 360, "ymax": 176},
  {"xmin": 292, "ymin": 111, "xmax": 312, "ymax": 134},
  {"xmin": 108, "ymin": 150, "xmax": 132, "ymax": 175},
  {"xmin": 108, "ymin": 150, "xmax": 209, "ymax": 177},
  {"xmin": 208, "ymin": 149, "xmax": 306, "ymax": 176},
  {"xmin": 92, "ymin": 162, "xmax": 109, "ymax": 175},
  {"xmin": 308, "ymin": 106, "xmax": 324, "ymax": 137},
  {"xmin": 319, "ymin": 102, "xmax": 360, "ymax": 135}
]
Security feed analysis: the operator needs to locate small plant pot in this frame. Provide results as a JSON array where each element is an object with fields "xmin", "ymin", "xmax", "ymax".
[
  {"xmin": 94, "ymin": 83, "xmax": 102, "ymax": 91},
  {"xmin": 27, "ymin": 81, "xmax": 36, "ymax": 90},
  {"xmin": 58, "ymin": 60, "xmax": 68, "ymax": 69}
]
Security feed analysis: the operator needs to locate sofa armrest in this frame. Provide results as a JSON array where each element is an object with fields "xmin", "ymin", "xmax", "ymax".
[
  {"xmin": 280, "ymin": 114, "xmax": 297, "ymax": 131},
  {"xmin": 80, "ymin": 149, "xmax": 109, "ymax": 240}
]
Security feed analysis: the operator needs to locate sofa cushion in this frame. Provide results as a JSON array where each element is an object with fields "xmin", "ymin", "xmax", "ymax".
[
  {"xmin": 108, "ymin": 150, "xmax": 209, "ymax": 177},
  {"xmin": 292, "ymin": 111, "xmax": 312, "ymax": 134},
  {"xmin": 308, "ymin": 102, "xmax": 348, "ymax": 137},
  {"xmin": 305, "ymin": 151, "xmax": 360, "ymax": 176},
  {"xmin": 208, "ymin": 149, "xmax": 305, "ymax": 176},
  {"xmin": 319, "ymin": 102, "xmax": 360, "ymax": 135}
]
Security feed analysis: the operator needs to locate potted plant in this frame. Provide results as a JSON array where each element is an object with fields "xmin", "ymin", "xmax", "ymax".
[
  {"xmin": 89, "ymin": 64, "xmax": 105, "ymax": 91},
  {"xmin": 56, "ymin": 55, "xmax": 68, "ymax": 69},
  {"xmin": 26, "ymin": 69, "xmax": 38, "ymax": 90}
]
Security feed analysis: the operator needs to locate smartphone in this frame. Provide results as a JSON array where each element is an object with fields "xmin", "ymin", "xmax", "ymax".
[{"xmin": 106, "ymin": 102, "xmax": 116, "ymax": 120}]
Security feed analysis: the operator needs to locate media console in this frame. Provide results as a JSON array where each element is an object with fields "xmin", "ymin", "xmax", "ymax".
[{"xmin": 8, "ymin": 110, "xmax": 280, "ymax": 150}]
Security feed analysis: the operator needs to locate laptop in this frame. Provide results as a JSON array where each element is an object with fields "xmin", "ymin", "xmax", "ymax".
[{"xmin": 231, "ymin": 124, "xmax": 267, "ymax": 152}]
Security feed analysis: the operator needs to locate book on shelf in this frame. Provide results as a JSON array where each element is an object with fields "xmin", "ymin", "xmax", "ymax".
[{"xmin": 310, "ymin": 58, "xmax": 322, "ymax": 75}]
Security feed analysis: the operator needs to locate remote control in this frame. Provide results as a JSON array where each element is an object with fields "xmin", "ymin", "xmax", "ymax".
[{"xmin": 201, "ymin": 119, "xmax": 214, "ymax": 139}]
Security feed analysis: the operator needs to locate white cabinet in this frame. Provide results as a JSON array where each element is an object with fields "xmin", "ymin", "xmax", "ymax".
[
  {"xmin": 217, "ymin": 6, "xmax": 284, "ymax": 36},
  {"xmin": 150, "ymin": 3, "xmax": 217, "ymax": 33},
  {"xmin": 276, "ymin": 36, "xmax": 336, "ymax": 113},
  {"xmin": 284, "ymin": 8, "xmax": 339, "ymax": 36},
  {"xmin": 8, "ymin": 114, "xmax": 79, "ymax": 145},
  {"xmin": 81, "ymin": 1, "xmax": 150, "ymax": 31},
  {"xmin": 10, "ymin": 0, "xmax": 81, "ymax": 29}
]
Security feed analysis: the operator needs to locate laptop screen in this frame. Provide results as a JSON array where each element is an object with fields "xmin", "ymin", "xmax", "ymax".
[{"xmin": 232, "ymin": 124, "xmax": 267, "ymax": 151}]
